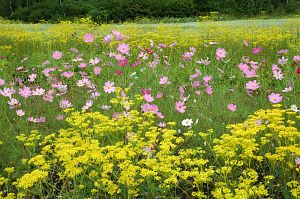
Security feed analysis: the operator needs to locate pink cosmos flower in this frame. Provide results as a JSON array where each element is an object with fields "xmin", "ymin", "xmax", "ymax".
[
  {"xmin": 268, "ymin": 93, "xmax": 283, "ymax": 103},
  {"xmin": 175, "ymin": 101, "xmax": 186, "ymax": 113},
  {"xmin": 59, "ymin": 99, "xmax": 72, "ymax": 109},
  {"xmin": 272, "ymin": 64, "xmax": 281, "ymax": 72},
  {"xmin": 16, "ymin": 109, "xmax": 25, "ymax": 117},
  {"xmin": 246, "ymin": 80, "xmax": 260, "ymax": 91},
  {"xmin": 28, "ymin": 73, "xmax": 37, "ymax": 82},
  {"xmin": 193, "ymin": 81, "xmax": 201, "ymax": 88},
  {"xmin": 83, "ymin": 33, "xmax": 94, "ymax": 43},
  {"xmin": 144, "ymin": 94, "xmax": 154, "ymax": 102},
  {"xmin": 0, "ymin": 78, "xmax": 5, "ymax": 86},
  {"xmin": 158, "ymin": 122, "xmax": 166, "ymax": 128},
  {"xmin": 156, "ymin": 92, "xmax": 163, "ymax": 99},
  {"xmin": 115, "ymin": 54, "xmax": 125, "ymax": 61},
  {"xmin": 293, "ymin": 55, "xmax": 300, "ymax": 61},
  {"xmin": 78, "ymin": 63, "xmax": 87, "ymax": 69},
  {"xmin": 130, "ymin": 60, "xmax": 142, "ymax": 67},
  {"xmin": 252, "ymin": 47, "xmax": 262, "ymax": 54},
  {"xmin": 190, "ymin": 47, "xmax": 196, "ymax": 53},
  {"xmin": 118, "ymin": 43, "xmax": 130, "ymax": 54},
  {"xmin": 89, "ymin": 58, "xmax": 100, "ymax": 65},
  {"xmin": 19, "ymin": 86, "xmax": 31, "ymax": 98},
  {"xmin": 203, "ymin": 75, "xmax": 212, "ymax": 82},
  {"xmin": 32, "ymin": 88, "xmax": 45, "ymax": 96},
  {"xmin": 278, "ymin": 49, "xmax": 288, "ymax": 54},
  {"xmin": 43, "ymin": 94, "xmax": 54, "ymax": 102},
  {"xmin": 141, "ymin": 103, "xmax": 159, "ymax": 114},
  {"xmin": 103, "ymin": 34, "xmax": 113, "ymax": 44},
  {"xmin": 158, "ymin": 43, "xmax": 166, "ymax": 48},
  {"xmin": 56, "ymin": 114, "xmax": 65, "ymax": 121},
  {"xmin": 238, "ymin": 63, "xmax": 249, "ymax": 72},
  {"xmin": 206, "ymin": 86, "xmax": 213, "ymax": 95},
  {"xmin": 82, "ymin": 100, "xmax": 93, "ymax": 110},
  {"xmin": 273, "ymin": 70, "xmax": 284, "ymax": 80},
  {"xmin": 277, "ymin": 57, "xmax": 288, "ymax": 65},
  {"xmin": 112, "ymin": 30, "xmax": 128, "ymax": 41},
  {"xmin": 94, "ymin": 67, "xmax": 102, "ymax": 75},
  {"xmin": 52, "ymin": 51, "xmax": 62, "ymax": 60},
  {"xmin": 8, "ymin": 98, "xmax": 20, "ymax": 107},
  {"xmin": 216, "ymin": 48, "xmax": 227, "ymax": 60},
  {"xmin": 42, "ymin": 60, "xmax": 50, "ymax": 66},
  {"xmin": 159, "ymin": 76, "xmax": 170, "ymax": 85},
  {"xmin": 103, "ymin": 81, "xmax": 116, "ymax": 93},
  {"xmin": 61, "ymin": 71, "xmax": 74, "ymax": 79},
  {"xmin": 182, "ymin": 52, "xmax": 193, "ymax": 61},
  {"xmin": 245, "ymin": 69, "xmax": 257, "ymax": 78},
  {"xmin": 189, "ymin": 70, "xmax": 201, "ymax": 80},
  {"xmin": 27, "ymin": 116, "xmax": 46, "ymax": 123},
  {"xmin": 0, "ymin": 87, "xmax": 15, "ymax": 97},
  {"xmin": 227, "ymin": 103, "xmax": 237, "ymax": 112}
]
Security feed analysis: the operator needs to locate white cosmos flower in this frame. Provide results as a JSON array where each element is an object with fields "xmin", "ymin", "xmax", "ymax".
[
  {"xmin": 181, "ymin": 119, "xmax": 193, "ymax": 127},
  {"xmin": 282, "ymin": 86, "xmax": 293, "ymax": 93},
  {"xmin": 290, "ymin": 105, "xmax": 299, "ymax": 112}
]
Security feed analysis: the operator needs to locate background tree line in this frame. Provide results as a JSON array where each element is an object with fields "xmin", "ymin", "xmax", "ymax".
[{"xmin": 0, "ymin": 0, "xmax": 299, "ymax": 23}]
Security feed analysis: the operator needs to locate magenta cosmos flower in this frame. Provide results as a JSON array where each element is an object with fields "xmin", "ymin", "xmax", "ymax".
[
  {"xmin": 227, "ymin": 103, "xmax": 237, "ymax": 112},
  {"xmin": 268, "ymin": 93, "xmax": 283, "ymax": 103},
  {"xmin": 84, "ymin": 33, "xmax": 94, "ymax": 43},
  {"xmin": 252, "ymin": 47, "xmax": 262, "ymax": 54},
  {"xmin": 118, "ymin": 43, "xmax": 130, "ymax": 54},
  {"xmin": 52, "ymin": 51, "xmax": 62, "ymax": 60},
  {"xmin": 118, "ymin": 58, "xmax": 128, "ymax": 67},
  {"xmin": 103, "ymin": 81, "xmax": 116, "ymax": 93}
]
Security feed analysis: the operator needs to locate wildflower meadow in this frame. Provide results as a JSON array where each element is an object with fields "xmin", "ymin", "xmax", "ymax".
[{"xmin": 0, "ymin": 17, "xmax": 300, "ymax": 198}]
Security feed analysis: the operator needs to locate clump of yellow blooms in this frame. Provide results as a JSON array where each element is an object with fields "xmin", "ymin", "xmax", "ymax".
[
  {"xmin": 1, "ymin": 93, "xmax": 300, "ymax": 198},
  {"xmin": 0, "ymin": 18, "xmax": 299, "ymax": 52},
  {"xmin": 213, "ymin": 104, "xmax": 300, "ymax": 198},
  {"xmin": 10, "ymin": 88, "xmax": 214, "ymax": 198}
]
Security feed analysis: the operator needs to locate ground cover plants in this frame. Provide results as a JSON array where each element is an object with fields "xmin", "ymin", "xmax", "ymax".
[{"xmin": 0, "ymin": 18, "xmax": 300, "ymax": 198}]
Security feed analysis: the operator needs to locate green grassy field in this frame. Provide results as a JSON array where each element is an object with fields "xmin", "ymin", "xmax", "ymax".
[{"xmin": 0, "ymin": 18, "xmax": 300, "ymax": 198}]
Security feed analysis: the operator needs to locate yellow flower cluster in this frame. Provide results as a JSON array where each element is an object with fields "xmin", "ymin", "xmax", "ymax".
[
  {"xmin": 14, "ymin": 104, "xmax": 214, "ymax": 197},
  {"xmin": 3, "ymin": 97, "xmax": 300, "ymax": 198},
  {"xmin": 0, "ymin": 18, "xmax": 299, "ymax": 51},
  {"xmin": 15, "ymin": 130, "xmax": 41, "ymax": 148},
  {"xmin": 213, "ymin": 104, "xmax": 300, "ymax": 198}
]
